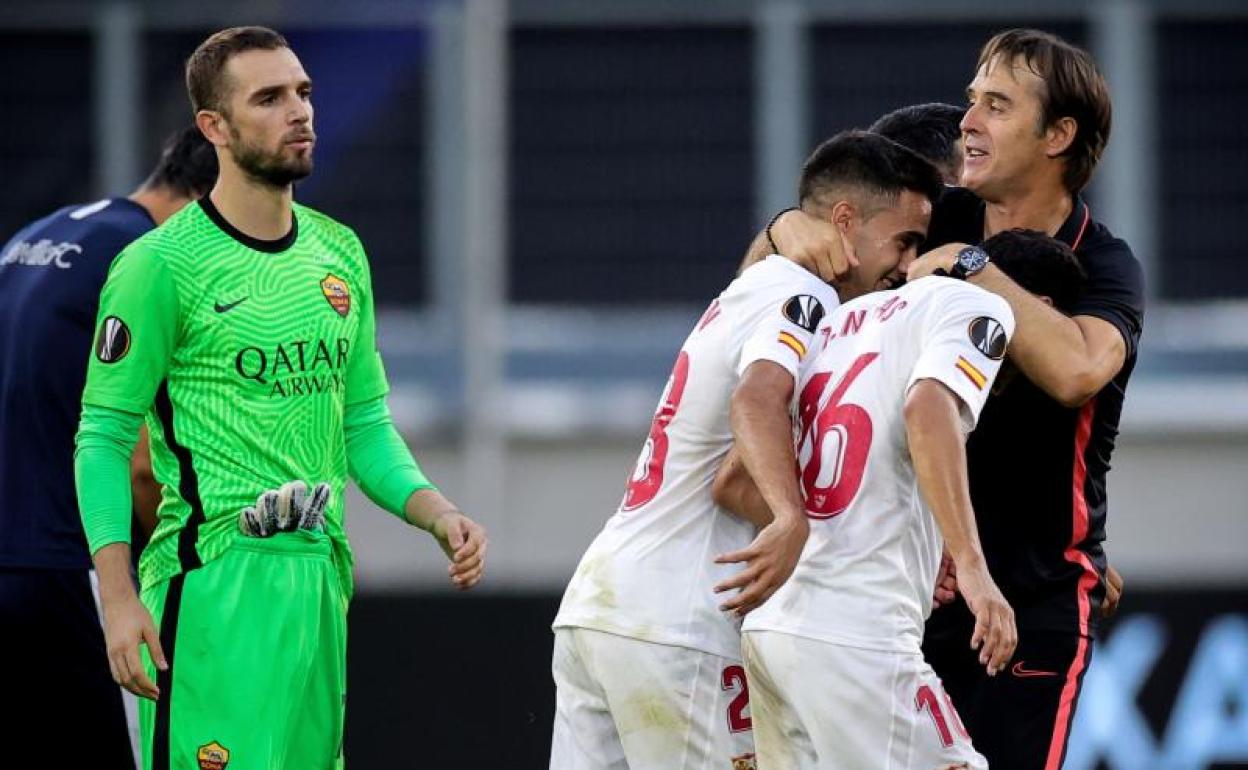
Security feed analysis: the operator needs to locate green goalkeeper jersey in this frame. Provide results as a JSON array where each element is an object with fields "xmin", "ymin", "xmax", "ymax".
[{"xmin": 82, "ymin": 197, "xmax": 388, "ymax": 595}]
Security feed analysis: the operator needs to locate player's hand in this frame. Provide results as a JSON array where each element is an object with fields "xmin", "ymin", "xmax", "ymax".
[
  {"xmin": 905, "ymin": 243, "xmax": 967, "ymax": 282},
  {"xmin": 713, "ymin": 514, "xmax": 809, "ymax": 616},
  {"xmin": 770, "ymin": 208, "xmax": 859, "ymax": 282},
  {"xmin": 102, "ymin": 593, "xmax": 167, "ymax": 700},
  {"xmin": 956, "ymin": 559, "xmax": 1016, "ymax": 676},
  {"xmin": 430, "ymin": 511, "xmax": 488, "ymax": 590},
  {"xmin": 1100, "ymin": 565, "xmax": 1124, "ymax": 618},
  {"xmin": 932, "ymin": 551, "xmax": 958, "ymax": 610}
]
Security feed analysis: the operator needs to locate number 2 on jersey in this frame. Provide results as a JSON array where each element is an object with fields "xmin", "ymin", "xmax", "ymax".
[
  {"xmin": 722, "ymin": 664, "xmax": 752, "ymax": 732},
  {"xmin": 622, "ymin": 351, "xmax": 690, "ymax": 510},
  {"xmin": 797, "ymin": 352, "xmax": 878, "ymax": 518}
]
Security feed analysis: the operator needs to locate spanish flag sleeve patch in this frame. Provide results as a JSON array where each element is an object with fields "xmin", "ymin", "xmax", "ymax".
[
  {"xmin": 955, "ymin": 356, "xmax": 987, "ymax": 390},
  {"xmin": 778, "ymin": 330, "xmax": 807, "ymax": 358}
]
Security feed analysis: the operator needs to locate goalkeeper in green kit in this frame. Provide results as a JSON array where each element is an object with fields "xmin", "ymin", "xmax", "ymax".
[{"xmin": 74, "ymin": 27, "xmax": 487, "ymax": 770}]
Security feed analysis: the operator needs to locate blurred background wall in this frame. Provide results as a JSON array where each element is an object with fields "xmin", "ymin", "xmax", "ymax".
[{"xmin": 3, "ymin": 1, "xmax": 1245, "ymax": 767}]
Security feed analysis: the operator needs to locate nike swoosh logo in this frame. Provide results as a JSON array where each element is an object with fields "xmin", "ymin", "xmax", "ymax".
[
  {"xmin": 214, "ymin": 297, "xmax": 248, "ymax": 313},
  {"xmin": 1011, "ymin": 661, "xmax": 1060, "ymax": 678}
]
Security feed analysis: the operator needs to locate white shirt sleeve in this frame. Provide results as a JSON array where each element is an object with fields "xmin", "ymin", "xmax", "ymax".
[
  {"xmin": 733, "ymin": 258, "xmax": 839, "ymax": 380},
  {"xmin": 906, "ymin": 283, "xmax": 1015, "ymax": 431}
]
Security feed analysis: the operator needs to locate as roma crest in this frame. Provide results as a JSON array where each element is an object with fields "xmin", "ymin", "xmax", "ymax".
[
  {"xmin": 321, "ymin": 273, "xmax": 351, "ymax": 317},
  {"xmin": 197, "ymin": 741, "xmax": 230, "ymax": 770}
]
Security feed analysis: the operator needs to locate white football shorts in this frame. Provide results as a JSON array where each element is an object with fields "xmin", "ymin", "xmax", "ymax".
[
  {"xmin": 742, "ymin": 630, "xmax": 986, "ymax": 770},
  {"xmin": 550, "ymin": 627, "xmax": 756, "ymax": 770}
]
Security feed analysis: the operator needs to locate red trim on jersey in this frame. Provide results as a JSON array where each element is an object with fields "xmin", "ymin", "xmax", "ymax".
[
  {"xmin": 1066, "ymin": 401, "xmax": 1098, "ymax": 636},
  {"xmin": 1044, "ymin": 400, "xmax": 1100, "ymax": 770},
  {"xmin": 698, "ymin": 299, "xmax": 722, "ymax": 330},
  {"xmin": 1070, "ymin": 202, "xmax": 1091, "ymax": 252}
]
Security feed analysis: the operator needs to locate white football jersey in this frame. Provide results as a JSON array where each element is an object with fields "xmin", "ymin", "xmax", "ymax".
[
  {"xmin": 743, "ymin": 277, "xmax": 1015, "ymax": 654},
  {"xmin": 554, "ymin": 256, "xmax": 839, "ymax": 660}
]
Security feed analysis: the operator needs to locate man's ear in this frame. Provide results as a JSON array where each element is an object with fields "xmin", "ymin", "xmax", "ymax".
[
  {"xmin": 1037, "ymin": 294, "xmax": 1055, "ymax": 307},
  {"xmin": 1045, "ymin": 116, "xmax": 1077, "ymax": 159},
  {"xmin": 195, "ymin": 110, "xmax": 230, "ymax": 148},
  {"xmin": 830, "ymin": 199, "xmax": 856, "ymax": 234}
]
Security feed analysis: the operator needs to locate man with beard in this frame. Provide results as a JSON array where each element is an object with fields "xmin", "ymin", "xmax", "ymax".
[{"xmin": 75, "ymin": 27, "xmax": 487, "ymax": 769}]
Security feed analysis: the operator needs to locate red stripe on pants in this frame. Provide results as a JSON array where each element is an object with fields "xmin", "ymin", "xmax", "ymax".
[{"xmin": 1044, "ymin": 401, "xmax": 1099, "ymax": 770}]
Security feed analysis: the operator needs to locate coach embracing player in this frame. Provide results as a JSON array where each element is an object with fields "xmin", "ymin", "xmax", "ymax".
[{"xmin": 770, "ymin": 28, "xmax": 1145, "ymax": 770}]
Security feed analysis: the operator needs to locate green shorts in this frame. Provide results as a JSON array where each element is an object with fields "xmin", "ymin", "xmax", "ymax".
[{"xmin": 139, "ymin": 530, "xmax": 347, "ymax": 770}]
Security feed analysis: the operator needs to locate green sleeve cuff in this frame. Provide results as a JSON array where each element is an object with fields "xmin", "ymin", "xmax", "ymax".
[
  {"xmin": 75, "ymin": 404, "xmax": 144, "ymax": 554},
  {"xmin": 344, "ymin": 396, "xmax": 435, "ymax": 518}
]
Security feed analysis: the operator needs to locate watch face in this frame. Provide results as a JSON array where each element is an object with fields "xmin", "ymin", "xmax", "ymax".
[{"xmin": 958, "ymin": 246, "xmax": 989, "ymax": 275}]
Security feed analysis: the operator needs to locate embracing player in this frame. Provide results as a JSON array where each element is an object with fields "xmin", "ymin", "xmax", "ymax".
[
  {"xmin": 719, "ymin": 229, "xmax": 1087, "ymax": 769},
  {"xmin": 550, "ymin": 131, "xmax": 940, "ymax": 769}
]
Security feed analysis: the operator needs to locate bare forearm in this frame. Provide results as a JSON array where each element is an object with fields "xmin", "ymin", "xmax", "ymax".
[
  {"xmin": 712, "ymin": 450, "xmax": 774, "ymax": 527},
  {"xmin": 731, "ymin": 387, "xmax": 804, "ymax": 525},
  {"xmin": 713, "ymin": 372, "xmax": 812, "ymax": 615},
  {"xmin": 729, "ymin": 486, "xmax": 773, "ymax": 528},
  {"xmin": 739, "ymin": 228, "xmax": 772, "ymax": 275},
  {"xmin": 970, "ymin": 265, "xmax": 1118, "ymax": 406},
  {"xmin": 93, "ymin": 542, "xmax": 138, "ymax": 605},
  {"xmin": 905, "ymin": 382, "xmax": 984, "ymax": 568},
  {"xmin": 402, "ymin": 488, "xmax": 460, "ymax": 531}
]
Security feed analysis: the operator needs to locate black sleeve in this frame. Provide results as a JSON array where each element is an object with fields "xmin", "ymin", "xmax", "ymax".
[{"xmin": 1070, "ymin": 237, "xmax": 1146, "ymax": 359}]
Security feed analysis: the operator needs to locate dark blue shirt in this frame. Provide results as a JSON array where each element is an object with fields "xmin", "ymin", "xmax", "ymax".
[{"xmin": 0, "ymin": 198, "xmax": 155, "ymax": 569}]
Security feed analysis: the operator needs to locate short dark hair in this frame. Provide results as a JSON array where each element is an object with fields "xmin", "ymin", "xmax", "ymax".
[
  {"xmin": 869, "ymin": 103, "xmax": 965, "ymax": 177},
  {"xmin": 977, "ymin": 28, "xmax": 1112, "ymax": 195},
  {"xmin": 799, "ymin": 130, "xmax": 944, "ymax": 218},
  {"xmin": 982, "ymin": 229, "xmax": 1086, "ymax": 311},
  {"xmin": 186, "ymin": 26, "xmax": 289, "ymax": 114},
  {"xmin": 142, "ymin": 125, "xmax": 218, "ymax": 199}
]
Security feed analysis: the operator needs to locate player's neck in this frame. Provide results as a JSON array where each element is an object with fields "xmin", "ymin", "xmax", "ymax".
[
  {"xmin": 981, "ymin": 178, "xmax": 1073, "ymax": 240},
  {"xmin": 128, "ymin": 187, "xmax": 189, "ymax": 226},
  {"xmin": 208, "ymin": 165, "xmax": 295, "ymax": 242}
]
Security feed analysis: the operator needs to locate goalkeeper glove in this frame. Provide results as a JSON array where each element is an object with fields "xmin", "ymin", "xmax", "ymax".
[{"xmin": 238, "ymin": 480, "xmax": 332, "ymax": 537}]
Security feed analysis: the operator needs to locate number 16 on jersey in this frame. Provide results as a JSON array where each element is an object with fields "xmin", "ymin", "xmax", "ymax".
[{"xmin": 797, "ymin": 352, "xmax": 878, "ymax": 518}]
